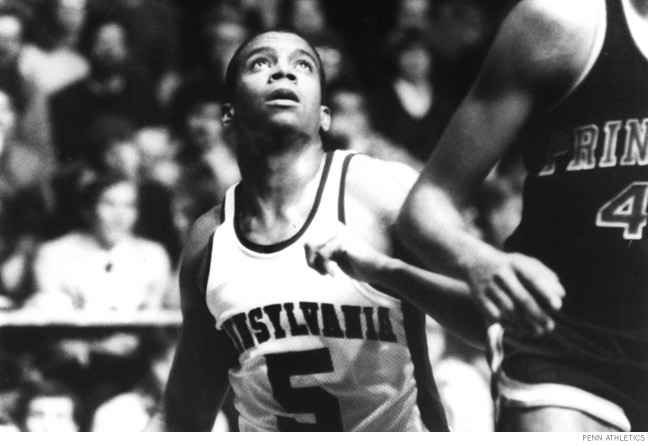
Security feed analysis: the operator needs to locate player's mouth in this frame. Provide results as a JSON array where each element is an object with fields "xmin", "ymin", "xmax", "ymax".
[{"xmin": 266, "ymin": 88, "xmax": 300, "ymax": 105}]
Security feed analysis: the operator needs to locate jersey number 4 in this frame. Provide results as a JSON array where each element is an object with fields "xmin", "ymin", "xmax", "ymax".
[
  {"xmin": 265, "ymin": 348, "xmax": 344, "ymax": 431},
  {"xmin": 596, "ymin": 182, "xmax": 648, "ymax": 239}
]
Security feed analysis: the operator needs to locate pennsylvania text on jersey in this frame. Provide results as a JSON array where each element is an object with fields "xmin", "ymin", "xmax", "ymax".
[{"xmin": 221, "ymin": 302, "xmax": 399, "ymax": 353}]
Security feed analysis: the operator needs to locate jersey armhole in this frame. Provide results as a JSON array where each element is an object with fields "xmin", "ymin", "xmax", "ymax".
[{"xmin": 338, "ymin": 152, "xmax": 358, "ymax": 223}]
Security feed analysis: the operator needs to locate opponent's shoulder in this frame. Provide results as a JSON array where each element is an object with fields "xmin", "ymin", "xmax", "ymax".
[{"xmin": 483, "ymin": 0, "xmax": 604, "ymax": 102}]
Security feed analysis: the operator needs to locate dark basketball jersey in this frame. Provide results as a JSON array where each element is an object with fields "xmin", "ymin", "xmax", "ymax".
[{"xmin": 501, "ymin": 0, "xmax": 648, "ymax": 430}]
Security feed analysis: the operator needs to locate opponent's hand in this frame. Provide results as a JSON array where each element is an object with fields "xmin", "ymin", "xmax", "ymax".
[
  {"xmin": 304, "ymin": 224, "xmax": 391, "ymax": 285},
  {"xmin": 464, "ymin": 247, "xmax": 565, "ymax": 336}
]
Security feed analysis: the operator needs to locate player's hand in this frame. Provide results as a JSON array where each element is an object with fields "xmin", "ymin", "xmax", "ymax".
[
  {"xmin": 464, "ymin": 248, "xmax": 565, "ymax": 336},
  {"xmin": 304, "ymin": 223, "xmax": 391, "ymax": 285}
]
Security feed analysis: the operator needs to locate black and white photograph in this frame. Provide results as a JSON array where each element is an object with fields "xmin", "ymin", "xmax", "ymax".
[{"xmin": 0, "ymin": 0, "xmax": 645, "ymax": 437}]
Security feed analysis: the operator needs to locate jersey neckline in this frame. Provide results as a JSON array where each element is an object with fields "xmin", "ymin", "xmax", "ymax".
[{"xmin": 233, "ymin": 150, "xmax": 334, "ymax": 254}]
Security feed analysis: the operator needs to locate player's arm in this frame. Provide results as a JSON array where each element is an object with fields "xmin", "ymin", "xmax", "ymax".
[
  {"xmin": 307, "ymin": 155, "xmax": 486, "ymax": 346},
  {"xmin": 397, "ymin": 0, "xmax": 602, "ymax": 335},
  {"xmin": 306, "ymin": 222, "xmax": 483, "ymax": 347},
  {"xmin": 146, "ymin": 208, "xmax": 237, "ymax": 431}
]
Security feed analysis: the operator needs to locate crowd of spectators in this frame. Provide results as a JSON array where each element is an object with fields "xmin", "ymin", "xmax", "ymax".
[{"xmin": 0, "ymin": 0, "xmax": 523, "ymax": 432}]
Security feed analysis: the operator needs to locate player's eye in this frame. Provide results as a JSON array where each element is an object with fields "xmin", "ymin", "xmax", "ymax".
[
  {"xmin": 295, "ymin": 60, "xmax": 314, "ymax": 72},
  {"xmin": 249, "ymin": 58, "xmax": 271, "ymax": 71}
]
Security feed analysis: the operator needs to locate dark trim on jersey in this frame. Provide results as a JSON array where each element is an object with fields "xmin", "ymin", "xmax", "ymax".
[
  {"xmin": 337, "ymin": 151, "xmax": 357, "ymax": 223},
  {"xmin": 402, "ymin": 300, "xmax": 450, "ymax": 432},
  {"xmin": 219, "ymin": 194, "xmax": 226, "ymax": 224},
  {"xmin": 201, "ymin": 231, "xmax": 217, "ymax": 299},
  {"xmin": 233, "ymin": 150, "xmax": 334, "ymax": 254}
]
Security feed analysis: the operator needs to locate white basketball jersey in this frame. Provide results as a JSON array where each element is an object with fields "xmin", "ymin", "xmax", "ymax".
[{"xmin": 205, "ymin": 150, "xmax": 447, "ymax": 432}]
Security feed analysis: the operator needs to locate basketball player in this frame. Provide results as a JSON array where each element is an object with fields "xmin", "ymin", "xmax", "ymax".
[
  {"xmin": 147, "ymin": 30, "xmax": 482, "ymax": 432},
  {"xmin": 397, "ymin": 0, "xmax": 648, "ymax": 432}
]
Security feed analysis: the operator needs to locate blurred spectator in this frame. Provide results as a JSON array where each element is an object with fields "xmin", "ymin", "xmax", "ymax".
[
  {"xmin": 0, "ymin": 88, "xmax": 52, "ymax": 304},
  {"xmin": 12, "ymin": 378, "xmax": 81, "ymax": 432},
  {"xmin": 0, "ymin": 2, "xmax": 52, "ymax": 154},
  {"xmin": 22, "ymin": 0, "xmax": 89, "ymax": 95},
  {"xmin": 311, "ymin": 32, "xmax": 358, "ymax": 88},
  {"xmin": 134, "ymin": 126, "xmax": 180, "ymax": 190},
  {"xmin": 241, "ymin": 0, "xmax": 281, "ymax": 32},
  {"xmin": 430, "ymin": 0, "xmax": 493, "ymax": 100},
  {"xmin": 29, "ymin": 173, "xmax": 172, "ymax": 313},
  {"xmin": 368, "ymin": 27, "xmax": 457, "ymax": 162},
  {"xmin": 168, "ymin": 7, "xmax": 248, "ymax": 134},
  {"xmin": 90, "ymin": 329, "xmax": 230, "ymax": 432},
  {"xmin": 280, "ymin": 0, "xmax": 332, "ymax": 43},
  {"xmin": 325, "ymin": 82, "xmax": 422, "ymax": 171},
  {"xmin": 50, "ymin": 18, "xmax": 162, "ymax": 164},
  {"xmin": 88, "ymin": 0, "xmax": 181, "ymax": 107},
  {"xmin": 394, "ymin": 0, "xmax": 435, "ymax": 31},
  {"xmin": 174, "ymin": 95, "xmax": 240, "ymax": 226}
]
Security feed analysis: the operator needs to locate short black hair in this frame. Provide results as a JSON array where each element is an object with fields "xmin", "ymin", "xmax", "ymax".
[{"xmin": 223, "ymin": 29, "xmax": 326, "ymax": 104}]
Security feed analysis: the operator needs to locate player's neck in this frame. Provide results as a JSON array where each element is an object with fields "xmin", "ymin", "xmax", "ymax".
[
  {"xmin": 238, "ymin": 138, "xmax": 325, "ymax": 213},
  {"xmin": 236, "ymin": 142, "xmax": 327, "ymax": 244}
]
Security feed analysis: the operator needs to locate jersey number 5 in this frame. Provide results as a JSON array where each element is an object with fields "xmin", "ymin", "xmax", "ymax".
[
  {"xmin": 265, "ymin": 348, "xmax": 344, "ymax": 431},
  {"xmin": 596, "ymin": 182, "xmax": 648, "ymax": 240}
]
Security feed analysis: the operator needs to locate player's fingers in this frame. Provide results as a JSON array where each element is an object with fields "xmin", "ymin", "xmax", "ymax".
[
  {"xmin": 483, "ymin": 283, "xmax": 516, "ymax": 324},
  {"xmin": 513, "ymin": 255, "xmax": 565, "ymax": 311},
  {"xmin": 304, "ymin": 243, "xmax": 329, "ymax": 275},
  {"xmin": 495, "ymin": 270, "xmax": 554, "ymax": 334},
  {"xmin": 480, "ymin": 296, "xmax": 503, "ymax": 326}
]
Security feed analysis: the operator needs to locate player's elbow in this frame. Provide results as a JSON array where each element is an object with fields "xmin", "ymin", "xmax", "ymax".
[{"xmin": 396, "ymin": 183, "xmax": 440, "ymax": 250}]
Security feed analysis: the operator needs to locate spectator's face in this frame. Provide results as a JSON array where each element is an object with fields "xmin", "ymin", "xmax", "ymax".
[
  {"xmin": 103, "ymin": 141, "xmax": 142, "ymax": 179},
  {"xmin": 56, "ymin": 0, "xmax": 87, "ymax": 35},
  {"xmin": 91, "ymin": 23, "xmax": 129, "ymax": 75},
  {"xmin": 225, "ymin": 32, "xmax": 329, "ymax": 137},
  {"xmin": 187, "ymin": 102, "xmax": 223, "ymax": 149},
  {"xmin": 24, "ymin": 396, "xmax": 78, "ymax": 432},
  {"xmin": 397, "ymin": 44, "xmax": 432, "ymax": 80},
  {"xmin": 316, "ymin": 44, "xmax": 343, "ymax": 84},
  {"xmin": 329, "ymin": 90, "xmax": 368, "ymax": 141},
  {"xmin": 397, "ymin": 0, "xmax": 432, "ymax": 22},
  {"xmin": 93, "ymin": 181, "xmax": 138, "ymax": 247},
  {"xmin": 0, "ymin": 91, "xmax": 16, "ymax": 137},
  {"xmin": 0, "ymin": 16, "xmax": 22, "ymax": 65},
  {"xmin": 204, "ymin": 22, "xmax": 248, "ymax": 74},
  {"xmin": 290, "ymin": 0, "xmax": 326, "ymax": 34}
]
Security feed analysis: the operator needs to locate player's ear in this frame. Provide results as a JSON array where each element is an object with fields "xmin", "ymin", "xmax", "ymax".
[
  {"xmin": 222, "ymin": 103, "xmax": 234, "ymax": 127},
  {"xmin": 320, "ymin": 105, "xmax": 331, "ymax": 132}
]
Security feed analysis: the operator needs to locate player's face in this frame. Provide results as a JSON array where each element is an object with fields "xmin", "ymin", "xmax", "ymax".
[{"xmin": 224, "ymin": 32, "xmax": 330, "ymax": 137}]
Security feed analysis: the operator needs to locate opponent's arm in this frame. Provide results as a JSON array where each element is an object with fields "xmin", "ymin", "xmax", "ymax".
[
  {"xmin": 397, "ymin": 0, "xmax": 601, "ymax": 335},
  {"xmin": 147, "ymin": 208, "xmax": 237, "ymax": 431}
]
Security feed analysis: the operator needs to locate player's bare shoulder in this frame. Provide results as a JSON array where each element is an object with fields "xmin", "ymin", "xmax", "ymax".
[
  {"xmin": 344, "ymin": 153, "xmax": 418, "ymax": 218},
  {"xmin": 484, "ymin": 0, "xmax": 605, "ymax": 106},
  {"xmin": 179, "ymin": 205, "xmax": 223, "ymax": 299}
]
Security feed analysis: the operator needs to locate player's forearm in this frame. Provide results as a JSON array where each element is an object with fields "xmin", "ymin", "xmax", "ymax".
[
  {"xmin": 372, "ymin": 256, "xmax": 486, "ymax": 348},
  {"xmin": 397, "ymin": 181, "xmax": 488, "ymax": 280}
]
